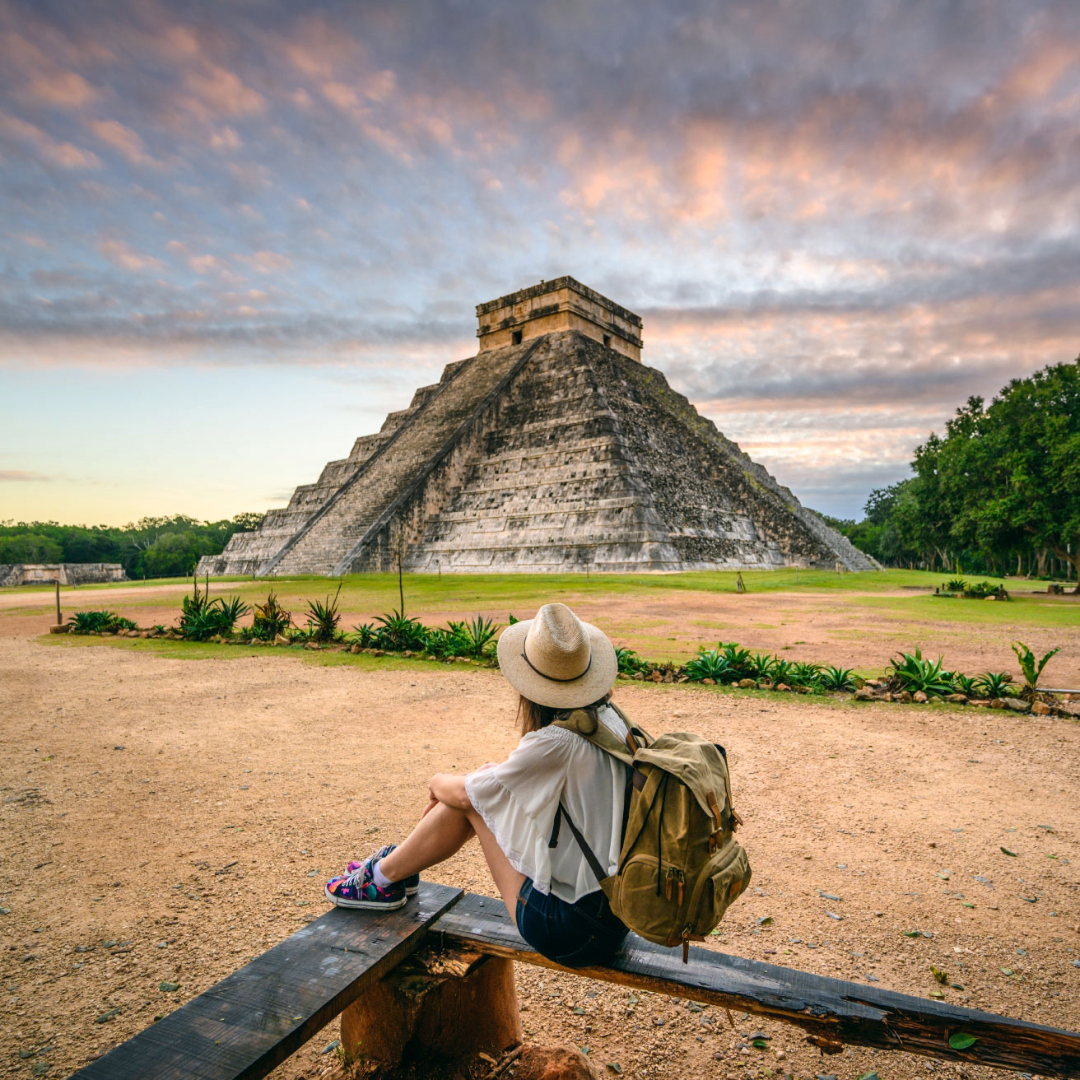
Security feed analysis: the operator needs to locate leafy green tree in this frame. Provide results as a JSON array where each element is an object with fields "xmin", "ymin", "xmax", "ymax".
[
  {"xmin": 934, "ymin": 360, "xmax": 1080, "ymax": 588},
  {"xmin": 0, "ymin": 532, "xmax": 63, "ymax": 563},
  {"xmin": 0, "ymin": 512, "xmax": 265, "ymax": 578}
]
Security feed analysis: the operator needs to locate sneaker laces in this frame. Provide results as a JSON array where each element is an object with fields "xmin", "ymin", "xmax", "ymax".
[{"xmin": 338, "ymin": 860, "xmax": 373, "ymax": 889}]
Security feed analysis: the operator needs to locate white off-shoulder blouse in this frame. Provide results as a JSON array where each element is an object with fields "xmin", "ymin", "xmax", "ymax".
[{"xmin": 465, "ymin": 703, "xmax": 629, "ymax": 903}]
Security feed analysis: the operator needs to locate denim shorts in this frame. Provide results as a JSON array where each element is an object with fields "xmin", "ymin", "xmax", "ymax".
[{"xmin": 515, "ymin": 878, "xmax": 629, "ymax": 969}]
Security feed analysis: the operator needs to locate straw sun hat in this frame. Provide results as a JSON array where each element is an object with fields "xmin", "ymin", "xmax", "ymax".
[{"xmin": 497, "ymin": 602, "xmax": 618, "ymax": 709}]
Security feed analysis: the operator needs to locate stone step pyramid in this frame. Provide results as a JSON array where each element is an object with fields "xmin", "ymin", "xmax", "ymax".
[{"xmin": 198, "ymin": 278, "xmax": 875, "ymax": 576}]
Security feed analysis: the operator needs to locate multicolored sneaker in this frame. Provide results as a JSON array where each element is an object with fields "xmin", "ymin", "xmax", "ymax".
[
  {"xmin": 347, "ymin": 844, "xmax": 419, "ymax": 896},
  {"xmin": 325, "ymin": 852, "xmax": 406, "ymax": 910}
]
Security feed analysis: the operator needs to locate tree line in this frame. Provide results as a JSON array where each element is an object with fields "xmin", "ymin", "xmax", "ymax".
[
  {"xmin": 0, "ymin": 513, "xmax": 264, "ymax": 579},
  {"xmin": 821, "ymin": 357, "xmax": 1080, "ymax": 586}
]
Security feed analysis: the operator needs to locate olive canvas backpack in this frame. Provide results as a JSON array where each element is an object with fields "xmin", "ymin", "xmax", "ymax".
[{"xmin": 551, "ymin": 704, "xmax": 751, "ymax": 962}]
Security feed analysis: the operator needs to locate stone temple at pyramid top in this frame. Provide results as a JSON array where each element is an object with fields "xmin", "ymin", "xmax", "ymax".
[{"xmin": 476, "ymin": 276, "xmax": 643, "ymax": 361}]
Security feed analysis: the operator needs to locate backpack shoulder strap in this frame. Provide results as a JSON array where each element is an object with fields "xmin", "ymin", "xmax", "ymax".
[
  {"xmin": 551, "ymin": 708, "xmax": 636, "ymax": 766},
  {"xmin": 608, "ymin": 701, "xmax": 653, "ymax": 750},
  {"xmin": 548, "ymin": 802, "xmax": 608, "ymax": 885}
]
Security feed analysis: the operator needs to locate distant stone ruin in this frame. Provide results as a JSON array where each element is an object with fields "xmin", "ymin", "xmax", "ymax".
[
  {"xmin": 0, "ymin": 563, "xmax": 127, "ymax": 587},
  {"xmin": 198, "ymin": 277, "xmax": 875, "ymax": 576}
]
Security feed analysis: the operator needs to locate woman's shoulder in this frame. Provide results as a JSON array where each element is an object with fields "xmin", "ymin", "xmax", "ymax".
[{"xmin": 520, "ymin": 724, "xmax": 580, "ymax": 748}]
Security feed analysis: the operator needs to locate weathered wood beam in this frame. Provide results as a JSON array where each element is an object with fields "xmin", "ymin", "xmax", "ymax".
[
  {"xmin": 432, "ymin": 892, "xmax": 1080, "ymax": 1077},
  {"xmin": 70, "ymin": 883, "xmax": 462, "ymax": 1080}
]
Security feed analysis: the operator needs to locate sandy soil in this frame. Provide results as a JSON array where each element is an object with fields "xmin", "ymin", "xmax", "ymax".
[
  {"xmin": 2, "ymin": 636, "xmax": 1079, "ymax": 1080},
  {"xmin": 3, "ymin": 582, "xmax": 1078, "ymax": 685}
]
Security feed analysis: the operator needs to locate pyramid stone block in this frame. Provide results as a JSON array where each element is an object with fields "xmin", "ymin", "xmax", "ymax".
[{"xmin": 198, "ymin": 279, "xmax": 874, "ymax": 576}]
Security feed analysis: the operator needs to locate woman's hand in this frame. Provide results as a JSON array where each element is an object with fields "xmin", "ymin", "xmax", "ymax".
[{"xmin": 427, "ymin": 772, "xmax": 472, "ymax": 811}]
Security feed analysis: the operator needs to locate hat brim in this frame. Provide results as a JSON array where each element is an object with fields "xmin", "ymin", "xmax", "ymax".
[{"xmin": 497, "ymin": 617, "xmax": 618, "ymax": 709}]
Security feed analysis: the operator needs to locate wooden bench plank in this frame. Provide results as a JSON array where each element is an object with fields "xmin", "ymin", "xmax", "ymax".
[
  {"xmin": 433, "ymin": 892, "xmax": 1080, "ymax": 1077},
  {"xmin": 71, "ymin": 883, "xmax": 462, "ymax": 1080}
]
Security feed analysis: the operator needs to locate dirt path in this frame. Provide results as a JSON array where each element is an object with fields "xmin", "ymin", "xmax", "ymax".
[{"xmin": 2, "ymin": 636, "xmax": 1078, "ymax": 1079}]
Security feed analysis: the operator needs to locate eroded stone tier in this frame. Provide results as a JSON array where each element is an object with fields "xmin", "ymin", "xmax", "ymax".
[{"xmin": 199, "ymin": 326, "xmax": 875, "ymax": 577}]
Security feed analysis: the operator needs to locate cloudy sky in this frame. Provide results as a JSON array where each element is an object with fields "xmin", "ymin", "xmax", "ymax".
[{"xmin": 2, "ymin": 0, "xmax": 1079, "ymax": 525}]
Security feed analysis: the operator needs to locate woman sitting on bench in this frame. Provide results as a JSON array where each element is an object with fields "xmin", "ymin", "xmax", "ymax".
[{"xmin": 326, "ymin": 602, "xmax": 630, "ymax": 969}]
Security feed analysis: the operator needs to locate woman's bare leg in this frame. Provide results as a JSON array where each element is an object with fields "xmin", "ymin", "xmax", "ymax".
[
  {"xmin": 463, "ymin": 805, "xmax": 527, "ymax": 920},
  {"xmin": 380, "ymin": 803, "xmax": 526, "ymax": 921},
  {"xmin": 379, "ymin": 802, "xmax": 473, "ymax": 880}
]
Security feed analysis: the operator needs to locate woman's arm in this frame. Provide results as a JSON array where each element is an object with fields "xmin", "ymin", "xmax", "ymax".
[{"xmin": 428, "ymin": 772, "xmax": 473, "ymax": 811}]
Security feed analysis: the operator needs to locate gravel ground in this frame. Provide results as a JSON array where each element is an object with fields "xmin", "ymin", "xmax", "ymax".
[{"xmin": 1, "ymin": 636, "xmax": 1078, "ymax": 1080}]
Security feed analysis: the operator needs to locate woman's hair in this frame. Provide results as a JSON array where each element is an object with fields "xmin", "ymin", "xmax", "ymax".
[{"xmin": 517, "ymin": 691, "xmax": 613, "ymax": 736}]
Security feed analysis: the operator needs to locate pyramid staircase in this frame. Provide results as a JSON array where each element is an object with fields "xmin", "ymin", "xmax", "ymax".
[{"xmin": 200, "ymin": 329, "xmax": 874, "ymax": 577}]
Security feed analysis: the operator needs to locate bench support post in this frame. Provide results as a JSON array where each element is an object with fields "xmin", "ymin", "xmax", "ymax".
[{"xmin": 340, "ymin": 943, "xmax": 522, "ymax": 1068}]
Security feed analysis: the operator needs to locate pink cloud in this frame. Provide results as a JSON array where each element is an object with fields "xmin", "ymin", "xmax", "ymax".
[
  {"xmin": 184, "ymin": 63, "xmax": 265, "ymax": 118},
  {"xmin": 98, "ymin": 238, "xmax": 164, "ymax": 272},
  {"xmin": 189, "ymin": 254, "xmax": 223, "ymax": 275},
  {"xmin": 0, "ymin": 111, "xmax": 100, "ymax": 169},
  {"xmin": 29, "ymin": 70, "xmax": 99, "ymax": 108},
  {"xmin": 90, "ymin": 119, "xmax": 159, "ymax": 167},
  {"xmin": 239, "ymin": 251, "xmax": 291, "ymax": 274},
  {"xmin": 209, "ymin": 126, "xmax": 241, "ymax": 150}
]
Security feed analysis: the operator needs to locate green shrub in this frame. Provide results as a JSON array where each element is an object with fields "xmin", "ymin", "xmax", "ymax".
[
  {"xmin": 68, "ymin": 610, "xmax": 136, "ymax": 634},
  {"xmin": 820, "ymin": 665, "xmax": 856, "ymax": 691},
  {"xmin": 251, "ymin": 593, "xmax": 292, "ymax": 640},
  {"xmin": 179, "ymin": 586, "xmax": 248, "ymax": 641},
  {"xmin": 426, "ymin": 624, "xmax": 469, "ymax": 658},
  {"xmin": 944, "ymin": 578, "xmax": 967, "ymax": 593},
  {"xmin": 373, "ymin": 610, "xmax": 429, "ymax": 651},
  {"xmin": 771, "ymin": 658, "xmax": 797, "ymax": 684},
  {"xmin": 747, "ymin": 652, "xmax": 779, "ymax": 680},
  {"xmin": 974, "ymin": 671, "xmax": 1018, "ymax": 698},
  {"xmin": 615, "ymin": 646, "xmax": 649, "ymax": 675},
  {"xmin": 889, "ymin": 648, "xmax": 954, "ymax": 696},
  {"xmin": 462, "ymin": 615, "xmax": 499, "ymax": 657},
  {"xmin": 788, "ymin": 661, "xmax": 824, "ymax": 690},
  {"xmin": 684, "ymin": 648, "xmax": 735, "ymax": 683},
  {"xmin": 1011, "ymin": 641, "xmax": 1060, "ymax": 697},
  {"xmin": 305, "ymin": 584, "xmax": 342, "ymax": 643},
  {"xmin": 952, "ymin": 673, "xmax": 980, "ymax": 697},
  {"xmin": 717, "ymin": 642, "xmax": 753, "ymax": 676}
]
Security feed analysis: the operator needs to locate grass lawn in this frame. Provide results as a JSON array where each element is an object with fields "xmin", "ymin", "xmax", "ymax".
[
  {"xmin": 17, "ymin": 566, "xmax": 1072, "ymax": 625},
  {"xmin": 14, "ymin": 567, "xmax": 1079, "ymax": 682}
]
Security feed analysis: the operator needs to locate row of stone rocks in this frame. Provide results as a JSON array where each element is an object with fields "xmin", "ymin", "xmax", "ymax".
[{"xmin": 852, "ymin": 680, "xmax": 1077, "ymax": 717}]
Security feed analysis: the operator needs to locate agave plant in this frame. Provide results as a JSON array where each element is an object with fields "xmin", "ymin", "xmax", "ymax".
[
  {"xmin": 944, "ymin": 578, "xmax": 967, "ymax": 593},
  {"xmin": 463, "ymin": 615, "xmax": 499, "ymax": 657},
  {"xmin": 771, "ymin": 658, "xmax": 797, "ymax": 685},
  {"xmin": 615, "ymin": 645, "xmax": 649, "ymax": 675},
  {"xmin": 374, "ymin": 609, "xmax": 429, "ymax": 651},
  {"xmin": 888, "ymin": 648, "xmax": 954, "ymax": 696},
  {"xmin": 717, "ymin": 642, "xmax": 753, "ymax": 675},
  {"xmin": 251, "ymin": 592, "xmax": 291, "ymax": 640},
  {"xmin": 425, "ymin": 625, "xmax": 466, "ymax": 658},
  {"xmin": 178, "ymin": 586, "xmax": 249, "ymax": 641},
  {"xmin": 951, "ymin": 673, "xmax": 980, "ymax": 697},
  {"xmin": 820, "ymin": 665, "xmax": 856, "ymax": 692},
  {"xmin": 684, "ymin": 648, "xmax": 734, "ymax": 683},
  {"xmin": 351, "ymin": 622, "xmax": 378, "ymax": 647},
  {"xmin": 788, "ymin": 661, "xmax": 824, "ymax": 691},
  {"xmin": 304, "ymin": 582, "xmax": 342, "ymax": 643},
  {"xmin": 1011, "ymin": 641, "xmax": 1060, "ymax": 698},
  {"xmin": 747, "ymin": 651, "xmax": 779, "ymax": 680},
  {"xmin": 974, "ymin": 671, "xmax": 1018, "ymax": 699},
  {"xmin": 68, "ymin": 609, "xmax": 136, "ymax": 634}
]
